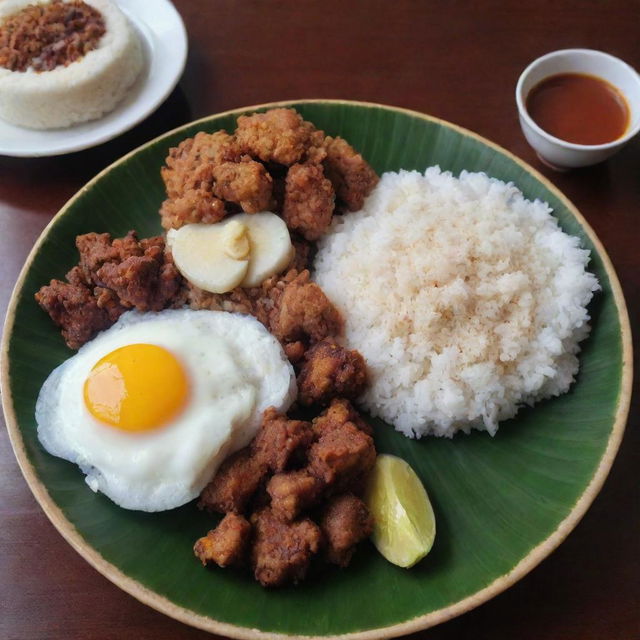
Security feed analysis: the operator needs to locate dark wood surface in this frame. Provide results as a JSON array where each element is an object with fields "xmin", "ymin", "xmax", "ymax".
[{"xmin": 1, "ymin": 1, "xmax": 638, "ymax": 639}]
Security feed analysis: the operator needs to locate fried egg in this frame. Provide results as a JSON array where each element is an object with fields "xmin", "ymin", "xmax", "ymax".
[{"xmin": 36, "ymin": 309, "xmax": 296, "ymax": 512}]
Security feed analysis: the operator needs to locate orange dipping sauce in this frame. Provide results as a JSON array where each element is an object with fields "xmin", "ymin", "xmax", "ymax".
[{"xmin": 526, "ymin": 73, "xmax": 630, "ymax": 145}]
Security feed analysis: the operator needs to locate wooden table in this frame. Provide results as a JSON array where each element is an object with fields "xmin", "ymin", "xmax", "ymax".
[{"xmin": 1, "ymin": 1, "xmax": 638, "ymax": 638}]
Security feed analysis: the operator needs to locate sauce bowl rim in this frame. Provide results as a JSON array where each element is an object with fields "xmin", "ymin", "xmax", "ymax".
[{"xmin": 515, "ymin": 48, "xmax": 640, "ymax": 151}]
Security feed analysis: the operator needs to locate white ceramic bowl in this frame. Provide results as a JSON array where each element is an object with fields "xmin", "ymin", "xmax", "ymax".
[{"xmin": 516, "ymin": 49, "xmax": 640, "ymax": 169}]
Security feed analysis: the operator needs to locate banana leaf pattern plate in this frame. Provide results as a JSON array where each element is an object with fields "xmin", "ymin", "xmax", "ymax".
[{"xmin": 1, "ymin": 100, "xmax": 632, "ymax": 639}]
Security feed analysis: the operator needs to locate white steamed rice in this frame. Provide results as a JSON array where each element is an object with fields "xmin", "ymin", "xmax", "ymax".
[
  {"xmin": 314, "ymin": 167, "xmax": 599, "ymax": 438},
  {"xmin": 0, "ymin": 0, "xmax": 143, "ymax": 129}
]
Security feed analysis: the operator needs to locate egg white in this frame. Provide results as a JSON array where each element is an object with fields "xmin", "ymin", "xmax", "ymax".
[{"xmin": 36, "ymin": 309, "xmax": 296, "ymax": 512}]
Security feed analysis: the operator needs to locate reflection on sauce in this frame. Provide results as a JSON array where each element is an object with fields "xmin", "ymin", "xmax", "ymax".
[{"xmin": 526, "ymin": 73, "xmax": 630, "ymax": 145}]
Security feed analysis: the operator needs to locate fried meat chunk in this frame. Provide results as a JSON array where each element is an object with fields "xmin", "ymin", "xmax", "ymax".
[
  {"xmin": 252, "ymin": 408, "xmax": 314, "ymax": 473},
  {"xmin": 297, "ymin": 339, "xmax": 368, "ymax": 406},
  {"xmin": 77, "ymin": 232, "xmax": 181, "ymax": 312},
  {"xmin": 36, "ymin": 231, "xmax": 180, "ymax": 349},
  {"xmin": 194, "ymin": 513, "xmax": 252, "ymax": 568},
  {"xmin": 185, "ymin": 269, "xmax": 341, "ymax": 359},
  {"xmin": 268, "ymin": 270, "xmax": 343, "ymax": 346},
  {"xmin": 323, "ymin": 136, "xmax": 379, "ymax": 211},
  {"xmin": 308, "ymin": 420, "xmax": 376, "ymax": 494},
  {"xmin": 160, "ymin": 130, "xmax": 240, "ymax": 229},
  {"xmin": 320, "ymin": 494, "xmax": 373, "ymax": 566},
  {"xmin": 312, "ymin": 398, "xmax": 373, "ymax": 438},
  {"xmin": 96, "ymin": 252, "xmax": 181, "ymax": 312},
  {"xmin": 267, "ymin": 470, "xmax": 323, "ymax": 522},
  {"xmin": 212, "ymin": 157, "xmax": 273, "ymax": 213},
  {"xmin": 35, "ymin": 279, "xmax": 123, "ymax": 349},
  {"xmin": 199, "ymin": 448, "xmax": 268, "ymax": 514},
  {"xmin": 251, "ymin": 507, "xmax": 321, "ymax": 586},
  {"xmin": 282, "ymin": 162, "xmax": 335, "ymax": 241},
  {"xmin": 235, "ymin": 108, "xmax": 321, "ymax": 166}
]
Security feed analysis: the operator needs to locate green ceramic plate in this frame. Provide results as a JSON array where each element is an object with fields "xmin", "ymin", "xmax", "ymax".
[{"xmin": 1, "ymin": 101, "xmax": 632, "ymax": 639}]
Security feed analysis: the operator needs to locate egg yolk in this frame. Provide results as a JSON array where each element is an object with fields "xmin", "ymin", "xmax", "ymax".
[{"xmin": 83, "ymin": 344, "xmax": 189, "ymax": 432}]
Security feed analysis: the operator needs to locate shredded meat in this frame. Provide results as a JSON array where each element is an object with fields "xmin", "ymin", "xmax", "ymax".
[
  {"xmin": 251, "ymin": 508, "xmax": 322, "ymax": 587},
  {"xmin": 320, "ymin": 494, "xmax": 373, "ymax": 566},
  {"xmin": 323, "ymin": 136, "xmax": 379, "ymax": 211},
  {"xmin": 0, "ymin": 0, "xmax": 105, "ymax": 72},
  {"xmin": 297, "ymin": 338, "xmax": 368, "ymax": 406},
  {"xmin": 252, "ymin": 407, "xmax": 314, "ymax": 473},
  {"xmin": 198, "ymin": 448, "xmax": 268, "ymax": 515},
  {"xmin": 235, "ymin": 108, "xmax": 321, "ymax": 166},
  {"xmin": 282, "ymin": 162, "xmax": 335, "ymax": 241},
  {"xmin": 194, "ymin": 513, "xmax": 252, "ymax": 568}
]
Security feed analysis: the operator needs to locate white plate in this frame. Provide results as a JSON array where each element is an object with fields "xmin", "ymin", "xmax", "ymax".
[{"xmin": 0, "ymin": 0, "xmax": 187, "ymax": 158}]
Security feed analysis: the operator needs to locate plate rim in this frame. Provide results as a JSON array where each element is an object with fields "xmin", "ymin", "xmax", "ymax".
[
  {"xmin": 0, "ymin": 0, "xmax": 188, "ymax": 158},
  {"xmin": 0, "ymin": 98, "xmax": 633, "ymax": 639}
]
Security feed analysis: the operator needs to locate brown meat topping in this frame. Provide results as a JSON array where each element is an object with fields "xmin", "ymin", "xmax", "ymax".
[
  {"xmin": 320, "ymin": 494, "xmax": 373, "ymax": 566},
  {"xmin": 251, "ymin": 507, "xmax": 322, "ymax": 587},
  {"xmin": 0, "ymin": 0, "xmax": 105, "ymax": 73},
  {"xmin": 282, "ymin": 162, "xmax": 335, "ymax": 241},
  {"xmin": 194, "ymin": 513, "xmax": 252, "ymax": 568},
  {"xmin": 297, "ymin": 338, "xmax": 368, "ymax": 407}
]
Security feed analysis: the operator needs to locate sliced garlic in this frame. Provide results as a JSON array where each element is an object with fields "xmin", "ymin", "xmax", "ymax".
[
  {"xmin": 167, "ymin": 212, "xmax": 294, "ymax": 294},
  {"xmin": 235, "ymin": 212, "xmax": 295, "ymax": 287},
  {"xmin": 167, "ymin": 223, "xmax": 249, "ymax": 294}
]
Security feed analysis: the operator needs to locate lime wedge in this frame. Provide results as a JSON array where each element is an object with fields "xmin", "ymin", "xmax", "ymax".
[{"xmin": 365, "ymin": 454, "xmax": 436, "ymax": 568}]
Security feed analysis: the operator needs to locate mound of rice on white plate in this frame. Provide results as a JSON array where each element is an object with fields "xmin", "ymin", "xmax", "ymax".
[
  {"xmin": 314, "ymin": 167, "xmax": 600, "ymax": 438},
  {"xmin": 0, "ymin": 0, "xmax": 143, "ymax": 129}
]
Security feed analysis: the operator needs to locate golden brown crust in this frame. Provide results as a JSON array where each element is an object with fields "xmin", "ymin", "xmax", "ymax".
[
  {"xmin": 211, "ymin": 157, "xmax": 273, "ymax": 213},
  {"xmin": 320, "ymin": 494, "xmax": 373, "ymax": 566},
  {"xmin": 282, "ymin": 162, "xmax": 335, "ymax": 241},
  {"xmin": 267, "ymin": 270, "xmax": 344, "ymax": 346},
  {"xmin": 198, "ymin": 448, "xmax": 268, "ymax": 515},
  {"xmin": 193, "ymin": 513, "xmax": 252, "ymax": 568},
  {"xmin": 252, "ymin": 407, "xmax": 314, "ymax": 473},
  {"xmin": 250, "ymin": 507, "xmax": 322, "ymax": 587},
  {"xmin": 308, "ymin": 420, "xmax": 376, "ymax": 494},
  {"xmin": 266, "ymin": 470, "xmax": 322, "ymax": 522},
  {"xmin": 235, "ymin": 108, "xmax": 320, "ymax": 166},
  {"xmin": 35, "ymin": 231, "xmax": 181, "ymax": 349},
  {"xmin": 323, "ymin": 135, "xmax": 379, "ymax": 211},
  {"xmin": 297, "ymin": 339, "xmax": 368, "ymax": 407},
  {"xmin": 159, "ymin": 131, "xmax": 240, "ymax": 230}
]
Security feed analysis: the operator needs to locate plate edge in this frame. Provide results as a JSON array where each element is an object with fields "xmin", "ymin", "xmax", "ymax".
[{"xmin": 0, "ymin": 98, "xmax": 633, "ymax": 640}]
